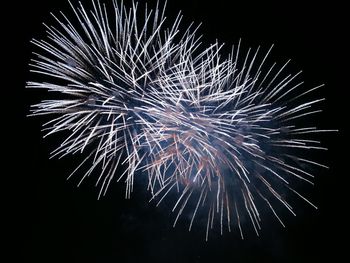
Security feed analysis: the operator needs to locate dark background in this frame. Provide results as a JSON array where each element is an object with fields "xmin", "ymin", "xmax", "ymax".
[{"xmin": 10, "ymin": 0, "xmax": 348, "ymax": 262}]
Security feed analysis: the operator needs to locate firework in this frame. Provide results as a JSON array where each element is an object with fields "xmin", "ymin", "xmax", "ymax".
[{"xmin": 28, "ymin": 0, "xmax": 332, "ymax": 240}]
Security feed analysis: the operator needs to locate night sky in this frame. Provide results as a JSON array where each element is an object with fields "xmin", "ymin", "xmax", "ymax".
[{"xmin": 11, "ymin": 0, "xmax": 348, "ymax": 262}]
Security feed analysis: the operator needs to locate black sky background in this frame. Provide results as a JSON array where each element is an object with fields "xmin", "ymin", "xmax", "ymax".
[{"xmin": 9, "ymin": 0, "xmax": 348, "ymax": 262}]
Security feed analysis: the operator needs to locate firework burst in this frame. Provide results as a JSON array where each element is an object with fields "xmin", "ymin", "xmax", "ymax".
[{"xmin": 28, "ymin": 0, "xmax": 333, "ymax": 240}]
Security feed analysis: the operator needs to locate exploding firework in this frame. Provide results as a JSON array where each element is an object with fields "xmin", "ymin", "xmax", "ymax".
[{"xmin": 28, "ymin": 0, "xmax": 333, "ymax": 240}]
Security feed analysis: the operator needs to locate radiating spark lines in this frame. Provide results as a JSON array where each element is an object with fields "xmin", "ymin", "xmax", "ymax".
[{"xmin": 28, "ymin": 0, "xmax": 334, "ymax": 240}]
